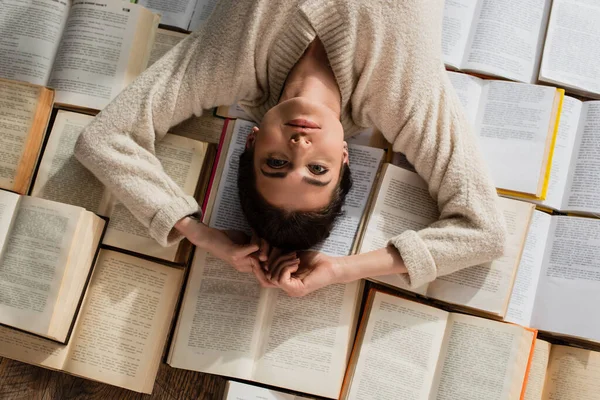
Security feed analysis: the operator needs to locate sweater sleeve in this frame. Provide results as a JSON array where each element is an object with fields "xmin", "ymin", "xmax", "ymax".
[
  {"xmin": 360, "ymin": 1, "xmax": 507, "ymax": 289},
  {"xmin": 74, "ymin": 28, "xmax": 254, "ymax": 247}
]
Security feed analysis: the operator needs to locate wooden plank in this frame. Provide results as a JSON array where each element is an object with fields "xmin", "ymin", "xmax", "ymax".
[
  {"xmin": 155, "ymin": 363, "xmax": 226, "ymax": 400},
  {"xmin": 0, "ymin": 358, "xmax": 53, "ymax": 400}
]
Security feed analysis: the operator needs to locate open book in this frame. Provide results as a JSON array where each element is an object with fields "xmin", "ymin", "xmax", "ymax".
[
  {"xmin": 538, "ymin": 0, "xmax": 600, "ymax": 98},
  {"xmin": 0, "ymin": 0, "xmax": 159, "ymax": 111},
  {"xmin": 505, "ymin": 210, "xmax": 600, "ymax": 343},
  {"xmin": 138, "ymin": 0, "xmax": 218, "ymax": 31},
  {"xmin": 147, "ymin": 28, "xmax": 188, "ymax": 67},
  {"xmin": 526, "ymin": 97, "xmax": 600, "ymax": 214},
  {"xmin": 0, "ymin": 190, "xmax": 105, "ymax": 343},
  {"xmin": 0, "ymin": 79, "xmax": 54, "ymax": 194},
  {"xmin": 223, "ymin": 381, "xmax": 312, "ymax": 400},
  {"xmin": 358, "ymin": 163, "xmax": 534, "ymax": 318},
  {"xmin": 442, "ymin": 0, "xmax": 551, "ymax": 83},
  {"xmin": 167, "ymin": 119, "xmax": 384, "ymax": 398},
  {"xmin": 523, "ymin": 339, "xmax": 600, "ymax": 400},
  {"xmin": 447, "ymin": 72, "xmax": 563, "ymax": 199},
  {"xmin": 0, "ymin": 249, "xmax": 183, "ymax": 393},
  {"xmin": 31, "ymin": 110, "xmax": 216, "ymax": 263},
  {"xmin": 340, "ymin": 289, "xmax": 536, "ymax": 400}
]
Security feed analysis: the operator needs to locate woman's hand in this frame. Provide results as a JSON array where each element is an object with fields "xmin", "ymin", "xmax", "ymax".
[{"xmin": 266, "ymin": 251, "xmax": 341, "ymax": 297}]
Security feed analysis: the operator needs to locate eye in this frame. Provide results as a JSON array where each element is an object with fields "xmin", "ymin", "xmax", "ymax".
[
  {"xmin": 266, "ymin": 158, "xmax": 288, "ymax": 168},
  {"xmin": 308, "ymin": 164, "xmax": 328, "ymax": 175}
]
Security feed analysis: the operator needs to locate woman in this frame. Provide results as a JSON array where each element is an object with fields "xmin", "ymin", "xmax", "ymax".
[{"xmin": 75, "ymin": 0, "xmax": 506, "ymax": 297}]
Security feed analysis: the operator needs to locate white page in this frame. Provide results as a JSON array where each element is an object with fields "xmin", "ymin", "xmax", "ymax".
[
  {"xmin": 523, "ymin": 339, "xmax": 550, "ymax": 400},
  {"xmin": 475, "ymin": 81, "xmax": 556, "ymax": 194},
  {"xmin": 539, "ymin": 0, "xmax": 600, "ymax": 97},
  {"xmin": 441, "ymin": 0, "xmax": 479, "ymax": 69},
  {"xmin": 223, "ymin": 381, "xmax": 311, "ymax": 400},
  {"xmin": 147, "ymin": 28, "xmax": 188, "ymax": 67},
  {"xmin": 504, "ymin": 210, "xmax": 552, "ymax": 326},
  {"xmin": 0, "ymin": 197, "xmax": 80, "ymax": 335},
  {"xmin": 345, "ymin": 293, "xmax": 448, "ymax": 400},
  {"xmin": 188, "ymin": 0, "xmax": 219, "ymax": 31},
  {"xmin": 139, "ymin": 0, "xmax": 196, "ymax": 29},
  {"xmin": 563, "ymin": 101, "xmax": 600, "ymax": 214},
  {"xmin": 462, "ymin": 0, "xmax": 551, "ymax": 83},
  {"xmin": 49, "ymin": 0, "xmax": 144, "ymax": 110},
  {"xmin": 210, "ymin": 119, "xmax": 383, "ymax": 256},
  {"xmin": 531, "ymin": 216, "xmax": 600, "ymax": 342},
  {"xmin": 0, "ymin": 190, "xmax": 20, "ymax": 253},
  {"xmin": 446, "ymin": 71, "xmax": 484, "ymax": 127},
  {"xmin": 534, "ymin": 96, "xmax": 582, "ymax": 211},
  {"xmin": 0, "ymin": 0, "xmax": 70, "ymax": 85}
]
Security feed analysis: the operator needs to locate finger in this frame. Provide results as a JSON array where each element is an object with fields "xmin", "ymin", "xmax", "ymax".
[
  {"xmin": 252, "ymin": 264, "xmax": 277, "ymax": 288},
  {"xmin": 266, "ymin": 253, "xmax": 297, "ymax": 280},
  {"xmin": 273, "ymin": 258, "xmax": 300, "ymax": 283},
  {"xmin": 258, "ymin": 239, "xmax": 270, "ymax": 262},
  {"xmin": 234, "ymin": 243, "xmax": 260, "ymax": 258},
  {"xmin": 266, "ymin": 247, "xmax": 284, "ymax": 270}
]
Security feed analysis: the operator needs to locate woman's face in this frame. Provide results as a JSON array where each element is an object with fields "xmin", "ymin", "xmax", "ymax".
[{"xmin": 248, "ymin": 97, "xmax": 348, "ymax": 212}]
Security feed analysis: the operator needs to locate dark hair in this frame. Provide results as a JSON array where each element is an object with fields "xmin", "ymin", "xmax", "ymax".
[{"xmin": 237, "ymin": 148, "xmax": 352, "ymax": 251}]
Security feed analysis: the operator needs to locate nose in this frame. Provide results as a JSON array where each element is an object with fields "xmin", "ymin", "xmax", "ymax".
[{"xmin": 290, "ymin": 133, "xmax": 311, "ymax": 147}]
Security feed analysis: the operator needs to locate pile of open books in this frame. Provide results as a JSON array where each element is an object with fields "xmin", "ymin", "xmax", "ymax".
[{"xmin": 1, "ymin": 0, "xmax": 600, "ymax": 399}]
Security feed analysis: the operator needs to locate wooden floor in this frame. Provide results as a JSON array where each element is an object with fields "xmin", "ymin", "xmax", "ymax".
[{"xmin": 0, "ymin": 357, "xmax": 226, "ymax": 400}]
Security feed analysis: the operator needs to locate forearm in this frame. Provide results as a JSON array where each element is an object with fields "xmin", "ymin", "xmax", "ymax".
[
  {"xmin": 174, "ymin": 216, "xmax": 212, "ymax": 249},
  {"xmin": 334, "ymin": 246, "xmax": 407, "ymax": 284}
]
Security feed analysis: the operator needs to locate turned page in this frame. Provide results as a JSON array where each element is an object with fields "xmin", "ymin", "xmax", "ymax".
[
  {"xmin": 539, "ymin": 0, "xmax": 600, "ymax": 97},
  {"xmin": 0, "ymin": 80, "xmax": 49, "ymax": 193},
  {"xmin": 461, "ymin": 0, "xmax": 551, "ymax": 83},
  {"xmin": 475, "ymin": 81, "xmax": 558, "ymax": 195},
  {"xmin": 523, "ymin": 339, "xmax": 550, "ymax": 400},
  {"xmin": 62, "ymin": 250, "xmax": 183, "ymax": 393},
  {"xmin": 0, "ymin": 196, "xmax": 81, "ymax": 336},
  {"xmin": 138, "ymin": 0, "xmax": 197, "ymax": 30},
  {"xmin": 343, "ymin": 293, "xmax": 448, "ymax": 400},
  {"xmin": 252, "ymin": 280, "xmax": 362, "ymax": 398},
  {"xmin": 505, "ymin": 210, "xmax": 552, "ymax": 327},
  {"xmin": 429, "ymin": 313, "xmax": 534, "ymax": 400},
  {"xmin": 446, "ymin": 72, "xmax": 484, "ymax": 127},
  {"xmin": 0, "ymin": 190, "xmax": 20, "ymax": 253},
  {"xmin": 48, "ymin": 0, "xmax": 158, "ymax": 110},
  {"xmin": 103, "ymin": 134, "xmax": 207, "ymax": 260},
  {"xmin": 441, "ymin": 0, "xmax": 479, "ymax": 69},
  {"xmin": 168, "ymin": 250, "xmax": 268, "ymax": 379},
  {"xmin": 562, "ymin": 101, "xmax": 600, "ymax": 213},
  {"xmin": 535, "ymin": 96, "xmax": 582, "ymax": 211},
  {"xmin": 0, "ymin": 0, "xmax": 70, "ymax": 86},
  {"xmin": 188, "ymin": 0, "xmax": 220, "ymax": 31},
  {"xmin": 427, "ymin": 197, "xmax": 533, "ymax": 317},
  {"xmin": 147, "ymin": 28, "xmax": 187, "ymax": 67},
  {"xmin": 531, "ymin": 216, "xmax": 600, "ymax": 342},
  {"xmin": 541, "ymin": 345, "xmax": 600, "ymax": 400},
  {"xmin": 32, "ymin": 110, "xmax": 111, "ymax": 216}
]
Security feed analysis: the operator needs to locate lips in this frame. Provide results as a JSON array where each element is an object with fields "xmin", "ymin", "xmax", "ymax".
[{"xmin": 285, "ymin": 119, "xmax": 320, "ymax": 129}]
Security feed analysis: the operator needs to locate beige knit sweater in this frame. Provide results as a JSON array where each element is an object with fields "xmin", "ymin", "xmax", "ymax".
[{"xmin": 75, "ymin": 0, "xmax": 506, "ymax": 288}]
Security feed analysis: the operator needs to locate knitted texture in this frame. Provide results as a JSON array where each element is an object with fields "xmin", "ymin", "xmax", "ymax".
[{"xmin": 75, "ymin": 0, "xmax": 506, "ymax": 287}]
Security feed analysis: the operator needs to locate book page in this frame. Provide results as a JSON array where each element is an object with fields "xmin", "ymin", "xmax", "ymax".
[
  {"xmin": 563, "ymin": 101, "xmax": 600, "ymax": 213},
  {"xmin": 539, "ymin": 0, "xmax": 600, "ymax": 97},
  {"xmin": 103, "ymin": 134, "xmax": 207, "ymax": 261},
  {"xmin": 224, "ymin": 381, "xmax": 312, "ymax": 400},
  {"xmin": 430, "ymin": 313, "xmax": 534, "ymax": 400},
  {"xmin": 0, "ymin": 0, "xmax": 70, "ymax": 85},
  {"xmin": 505, "ymin": 210, "xmax": 552, "ymax": 326},
  {"xmin": 462, "ymin": 0, "xmax": 551, "ymax": 83},
  {"xmin": 0, "ymin": 80, "xmax": 41, "ymax": 191},
  {"xmin": 427, "ymin": 198, "xmax": 534, "ymax": 317},
  {"xmin": 475, "ymin": 81, "xmax": 557, "ymax": 194},
  {"xmin": 344, "ymin": 293, "xmax": 448, "ymax": 400},
  {"xmin": 0, "ymin": 324, "xmax": 68, "ymax": 370},
  {"xmin": 138, "ymin": 0, "xmax": 196, "ymax": 30},
  {"xmin": 170, "ymin": 112, "xmax": 224, "ymax": 144},
  {"xmin": 63, "ymin": 250, "xmax": 183, "ymax": 393},
  {"xmin": 168, "ymin": 250, "xmax": 267, "ymax": 379},
  {"xmin": 542, "ymin": 345, "xmax": 600, "ymax": 400},
  {"xmin": 0, "ymin": 197, "xmax": 80, "ymax": 336},
  {"xmin": 49, "ymin": 0, "xmax": 153, "ymax": 110},
  {"xmin": 252, "ymin": 281, "xmax": 361, "ymax": 398},
  {"xmin": 524, "ymin": 339, "xmax": 550, "ymax": 400},
  {"xmin": 215, "ymin": 104, "xmax": 252, "ymax": 120},
  {"xmin": 188, "ymin": 0, "xmax": 220, "ymax": 31},
  {"xmin": 441, "ymin": 0, "xmax": 479, "ymax": 68},
  {"xmin": 531, "ymin": 215, "xmax": 600, "ymax": 342},
  {"xmin": 0, "ymin": 190, "xmax": 20, "ymax": 252},
  {"xmin": 147, "ymin": 28, "xmax": 188, "ymax": 67},
  {"xmin": 31, "ymin": 110, "xmax": 110, "ymax": 216},
  {"xmin": 535, "ymin": 96, "xmax": 582, "ymax": 211},
  {"xmin": 446, "ymin": 71, "xmax": 484, "ymax": 127}
]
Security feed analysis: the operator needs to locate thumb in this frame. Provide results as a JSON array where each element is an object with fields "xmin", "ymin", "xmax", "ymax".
[{"xmin": 237, "ymin": 242, "xmax": 260, "ymax": 257}]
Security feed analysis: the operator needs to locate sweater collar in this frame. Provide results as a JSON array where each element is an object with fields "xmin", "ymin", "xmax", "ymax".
[{"xmin": 253, "ymin": 0, "xmax": 361, "ymax": 136}]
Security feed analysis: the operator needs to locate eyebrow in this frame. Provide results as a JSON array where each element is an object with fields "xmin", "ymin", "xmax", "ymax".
[{"xmin": 260, "ymin": 169, "xmax": 332, "ymax": 187}]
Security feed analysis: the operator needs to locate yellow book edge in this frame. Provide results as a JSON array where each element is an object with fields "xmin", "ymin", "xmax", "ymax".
[{"xmin": 498, "ymin": 89, "xmax": 565, "ymax": 201}]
